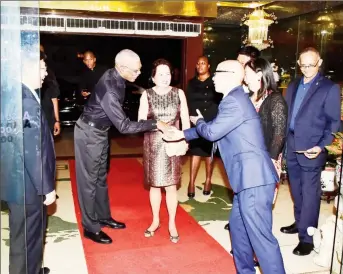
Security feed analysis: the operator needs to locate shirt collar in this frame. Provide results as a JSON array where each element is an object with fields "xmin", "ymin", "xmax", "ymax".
[
  {"xmin": 26, "ymin": 84, "xmax": 40, "ymax": 104},
  {"xmin": 301, "ymin": 72, "xmax": 319, "ymax": 86}
]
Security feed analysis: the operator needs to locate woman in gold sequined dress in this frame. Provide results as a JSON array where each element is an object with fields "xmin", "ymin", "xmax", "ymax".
[{"xmin": 138, "ymin": 59, "xmax": 190, "ymax": 243}]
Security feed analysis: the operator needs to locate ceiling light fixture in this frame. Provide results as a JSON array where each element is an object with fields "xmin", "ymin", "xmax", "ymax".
[{"xmin": 241, "ymin": 8, "xmax": 277, "ymax": 51}]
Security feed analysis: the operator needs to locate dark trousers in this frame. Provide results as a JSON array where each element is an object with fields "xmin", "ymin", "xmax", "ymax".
[
  {"xmin": 286, "ymin": 134, "xmax": 322, "ymax": 244},
  {"xmin": 74, "ymin": 119, "xmax": 111, "ymax": 233},
  {"xmin": 7, "ymin": 197, "xmax": 46, "ymax": 274},
  {"xmin": 230, "ymin": 184, "xmax": 285, "ymax": 274}
]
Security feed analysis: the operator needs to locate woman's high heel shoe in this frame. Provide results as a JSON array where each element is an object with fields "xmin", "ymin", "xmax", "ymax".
[
  {"xmin": 188, "ymin": 183, "xmax": 195, "ymax": 199},
  {"xmin": 187, "ymin": 192, "xmax": 195, "ymax": 198},
  {"xmin": 144, "ymin": 225, "xmax": 160, "ymax": 238},
  {"xmin": 203, "ymin": 182, "xmax": 212, "ymax": 195},
  {"xmin": 170, "ymin": 234, "xmax": 179, "ymax": 244}
]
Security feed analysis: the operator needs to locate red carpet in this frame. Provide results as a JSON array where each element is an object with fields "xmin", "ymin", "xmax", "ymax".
[
  {"xmin": 113, "ymin": 135, "xmax": 143, "ymax": 149},
  {"xmin": 69, "ymin": 158, "xmax": 236, "ymax": 274}
]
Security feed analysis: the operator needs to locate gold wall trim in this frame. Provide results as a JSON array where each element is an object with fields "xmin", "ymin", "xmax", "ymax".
[{"xmin": 20, "ymin": 1, "xmax": 217, "ymax": 18}]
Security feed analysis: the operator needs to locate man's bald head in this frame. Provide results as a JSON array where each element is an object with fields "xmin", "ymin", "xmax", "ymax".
[
  {"xmin": 115, "ymin": 49, "xmax": 142, "ymax": 82},
  {"xmin": 115, "ymin": 49, "xmax": 140, "ymax": 67},
  {"xmin": 218, "ymin": 60, "xmax": 244, "ymax": 81},
  {"xmin": 213, "ymin": 60, "xmax": 244, "ymax": 95}
]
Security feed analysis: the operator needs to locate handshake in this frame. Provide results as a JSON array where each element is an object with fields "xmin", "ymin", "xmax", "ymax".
[
  {"xmin": 156, "ymin": 121, "xmax": 184, "ymax": 142},
  {"xmin": 156, "ymin": 109, "xmax": 204, "ymax": 141}
]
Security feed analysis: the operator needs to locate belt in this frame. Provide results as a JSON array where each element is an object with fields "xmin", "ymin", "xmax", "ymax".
[{"xmin": 80, "ymin": 115, "xmax": 110, "ymax": 131}]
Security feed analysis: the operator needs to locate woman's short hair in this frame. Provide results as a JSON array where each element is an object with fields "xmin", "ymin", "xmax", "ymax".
[
  {"xmin": 151, "ymin": 58, "xmax": 173, "ymax": 77},
  {"xmin": 245, "ymin": 57, "xmax": 277, "ymax": 100}
]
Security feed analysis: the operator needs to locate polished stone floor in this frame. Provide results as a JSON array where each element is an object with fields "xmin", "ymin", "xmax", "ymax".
[{"xmin": 1, "ymin": 129, "xmax": 336, "ymax": 274}]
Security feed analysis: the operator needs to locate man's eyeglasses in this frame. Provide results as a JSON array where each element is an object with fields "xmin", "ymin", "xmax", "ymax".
[
  {"xmin": 214, "ymin": 70, "xmax": 235, "ymax": 75},
  {"xmin": 298, "ymin": 59, "xmax": 320, "ymax": 69},
  {"xmin": 122, "ymin": 66, "xmax": 141, "ymax": 75}
]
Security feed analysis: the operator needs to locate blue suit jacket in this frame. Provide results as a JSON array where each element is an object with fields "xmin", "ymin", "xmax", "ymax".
[
  {"xmin": 1, "ymin": 84, "xmax": 56, "ymax": 204},
  {"xmin": 285, "ymin": 74, "xmax": 341, "ymax": 167},
  {"xmin": 184, "ymin": 86, "xmax": 278, "ymax": 194}
]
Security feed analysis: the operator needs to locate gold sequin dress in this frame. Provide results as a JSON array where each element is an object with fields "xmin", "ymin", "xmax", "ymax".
[{"xmin": 143, "ymin": 87, "xmax": 181, "ymax": 187}]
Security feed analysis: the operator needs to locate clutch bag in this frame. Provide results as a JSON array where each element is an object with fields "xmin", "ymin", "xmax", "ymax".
[{"xmin": 165, "ymin": 140, "xmax": 188, "ymax": 157}]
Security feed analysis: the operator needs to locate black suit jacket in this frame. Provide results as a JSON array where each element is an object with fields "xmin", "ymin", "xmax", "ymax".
[
  {"xmin": 1, "ymin": 84, "xmax": 56, "ymax": 204},
  {"xmin": 82, "ymin": 68, "xmax": 157, "ymax": 133}
]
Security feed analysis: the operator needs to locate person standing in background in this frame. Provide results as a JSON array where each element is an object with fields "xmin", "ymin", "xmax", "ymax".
[
  {"xmin": 186, "ymin": 56, "xmax": 221, "ymax": 198},
  {"xmin": 40, "ymin": 44, "xmax": 61, "ymax": 136},
  {"xmin": 240, "ymin": 57, "xmax": 288, "ymax": 266},
  {"xmin": 237, "ymin": 46, "xmax": 261, "ymax": 94},
  {"xmin": 79, "ymin": 50, "xmax": 108, "ymax": 101},
  {"xmin": 280, "ymin": 47, "xmax": 341, "ymax": 256}
]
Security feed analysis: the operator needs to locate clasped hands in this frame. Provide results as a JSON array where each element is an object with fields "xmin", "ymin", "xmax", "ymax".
[
  {"xmin": 157, "ymin": 109, "xmax": 204, "ymax": 141},
  {"xmin": 157, "ymin": 121, "xmax": 184, "ymax": 141}
]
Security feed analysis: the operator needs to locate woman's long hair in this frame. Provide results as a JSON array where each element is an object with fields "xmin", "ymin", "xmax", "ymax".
[{"xmin": 245, "ymin": 58, "xmax": 278, "ymax": 101}]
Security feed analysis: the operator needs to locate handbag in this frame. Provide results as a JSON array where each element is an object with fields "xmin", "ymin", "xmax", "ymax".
[{"xmin": 165, "ymin": 140, "xmax": 188, "ymax": 157}]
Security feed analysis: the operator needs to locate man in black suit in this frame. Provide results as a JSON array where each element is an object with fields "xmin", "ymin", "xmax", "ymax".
[
  {"xmin": 1, "ymin": 34, "xmax": 56, "ymax": 274},
  {"xmin": 74, "ymin": 49, "xmax": 169, "ymax": 244}
]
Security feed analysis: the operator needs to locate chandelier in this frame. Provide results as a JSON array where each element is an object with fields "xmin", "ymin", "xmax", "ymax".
[
  {"xmin": 313, "ymin": 12, "xmax": 336, "ymax": 41},
  {"xmin": 241, "ymin": 8, "xmax": 277, "ymax": 51}
]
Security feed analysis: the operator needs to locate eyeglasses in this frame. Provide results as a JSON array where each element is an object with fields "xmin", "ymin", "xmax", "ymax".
[
  {"xmin": 298, "ymin": 59, "xmax": 320, "ymax": 69},
  {"xmin": 122, "ymin": 66, "xmax": 141, "ymax": 75},
  {"xmin": 214, "ymin": 70, "xmax": 235, "ymax": 75}
]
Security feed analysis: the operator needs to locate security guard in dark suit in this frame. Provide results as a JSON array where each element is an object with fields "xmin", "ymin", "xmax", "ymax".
[{"xmin": 1, "ymin": 36, "xmax": 56, "ymax": 274}]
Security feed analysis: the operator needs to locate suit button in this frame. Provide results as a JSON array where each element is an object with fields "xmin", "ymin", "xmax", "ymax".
[
  {"xmin": 204, "ymin": 108, "xmax": 207, "ymax": 111},
  {"xmin": 206, "ymin": 86, "xmax": 208, "ymax": 88},
  {"xmin": 205, "ymin": 100, "xmax": 207, "ymax": 103},
  {"xmin": 205, "ymin": 93, "xmax": 207, "ymax": 96}
]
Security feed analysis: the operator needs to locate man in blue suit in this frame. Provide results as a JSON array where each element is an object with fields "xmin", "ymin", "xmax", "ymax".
[
  {"xmin": 280, "ymin": 47, "xmax": 341, "ymax": 256},
  {"xmin": 1, "ymin": 36, "xmax": 56, "ymax": 274},
  {"xmin": 167, "ymin": 60, "xmax": 285, "ymax": 273}
]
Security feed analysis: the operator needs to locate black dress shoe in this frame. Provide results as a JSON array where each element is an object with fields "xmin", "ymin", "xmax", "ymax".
[
  {"xmin": 99, "ymin": 218, "xmax": 126, "ymax": 229},
  {"xmin": 224, "ymin": 223, "xmax": 230, "ymax": 230},
  {"xmin": 84, "ymin": 230, "xmax": 112, "ymax": 244},
  {"xmin": 203, "ymin": 183, "xmax": 212, "ymax": 195},
  {"xmin": 293, "ymin": 242, "xmax": 314, "ymax": 256},
  {"xmin": 280, "ymin": 222, "xmax": 298, "ymax": 234},
  {"xmin": 39, "ymin": 267, "xmax": 50, "ymax": 274},
  {"xmin": 187, "ymin": 192, "xmax": 195, "ymax": 198}
]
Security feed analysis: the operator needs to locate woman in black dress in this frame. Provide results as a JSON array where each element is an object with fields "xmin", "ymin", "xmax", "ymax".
[{"xmin": 186, "ymin": 56, "xmax": 222, "ymax": 198}]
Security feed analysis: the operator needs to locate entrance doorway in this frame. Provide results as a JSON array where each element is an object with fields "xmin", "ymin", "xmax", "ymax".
[{"xmin": 41, "ymin": 33, "xmax": 183, "ymax": 158}]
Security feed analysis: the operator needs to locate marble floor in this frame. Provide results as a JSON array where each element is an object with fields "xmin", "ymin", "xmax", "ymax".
[
  {"xmin": 1, "ymin": 130, "xmax": 339, "ymax": 274},
  {"xmin": 177, "ymin": 158, "xmax": 334, "ymax": 274},
  {"xmin": 53, "ymin": 130, "xmax": 337, "ymax": 273}
]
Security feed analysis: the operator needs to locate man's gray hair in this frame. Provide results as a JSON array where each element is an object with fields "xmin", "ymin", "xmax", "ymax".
[{"xmin": 115, "ymin": 49, "xmax": 140, "ymax": 66}]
